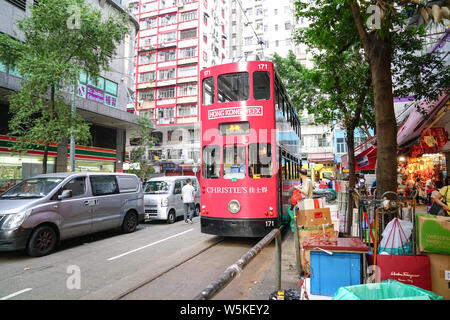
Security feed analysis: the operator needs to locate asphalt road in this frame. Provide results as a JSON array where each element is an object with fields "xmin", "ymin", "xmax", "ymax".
[{"xmin": 0, "ymin": 216, "xmax": 263, "ymax": 300}]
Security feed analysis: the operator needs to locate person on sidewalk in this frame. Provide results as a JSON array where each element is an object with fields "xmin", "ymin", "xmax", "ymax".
[
  {"xmin": 436, "ymin": 177, "xmax": 450, "ymax": 216},
  {"xmin": 181, "ymin": 178, "xmax": 196, "ymax": 224},
  {"xmin": 295, "ymin": 169, "xmax": 313, "ymax": 199}
]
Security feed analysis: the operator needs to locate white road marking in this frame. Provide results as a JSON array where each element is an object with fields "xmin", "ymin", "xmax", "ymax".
[
  {"xmin": 107, "ymin": 228, "xmax": 194, "ymax": 261},
  {"xmin": 0, "ymin": 288, "xmax": 33, "ymax": 300}
]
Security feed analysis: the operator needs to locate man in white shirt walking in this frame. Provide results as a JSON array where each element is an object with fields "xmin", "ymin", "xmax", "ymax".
[{"xmin": 181, "ymin": 178, "xmax": 196, "ymax": 224}]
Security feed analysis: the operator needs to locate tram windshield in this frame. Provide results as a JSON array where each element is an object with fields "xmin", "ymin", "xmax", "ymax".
[{"xmin": 223, "ymin": 145, "xmax": 246, "ymax": 180}]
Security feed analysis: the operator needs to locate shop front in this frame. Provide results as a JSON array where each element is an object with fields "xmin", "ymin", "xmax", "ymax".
[{"xmin": 0, "ymin": 135, "xmax": 118, "ymax": 192}]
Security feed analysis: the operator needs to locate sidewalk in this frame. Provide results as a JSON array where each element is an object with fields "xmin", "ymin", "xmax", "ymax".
[{"xmin": 244, "ymin": 230, "xmax": 331, "ymax": 300}]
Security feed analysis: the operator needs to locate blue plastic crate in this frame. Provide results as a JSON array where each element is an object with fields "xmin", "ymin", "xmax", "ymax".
[{"xmin": 310, "ymin": 251, "xmax": 362, "ymax": 296}]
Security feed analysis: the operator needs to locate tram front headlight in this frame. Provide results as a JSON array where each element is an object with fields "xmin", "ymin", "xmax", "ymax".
[{"xmin": 228, "ymin": 200, "xmax": 241, "ymax": 214}]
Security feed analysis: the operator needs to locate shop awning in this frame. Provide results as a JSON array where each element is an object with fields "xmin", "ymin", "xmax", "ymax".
[
  {"xmin": 307, "ymin": 153, "xmax": 334, "ymax": 162},
  {"xmin": 397, "ymin": 93, "xmax": 449, "ymax": 148}
]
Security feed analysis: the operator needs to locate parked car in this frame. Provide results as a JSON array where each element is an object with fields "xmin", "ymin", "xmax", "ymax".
[
  {"xmin": 143, "ymin": 176, "xmax": 200, "ymax": 224},
  {"xmin": 0, "ymin": 172, "xmax": 144, "ymax": 257}
]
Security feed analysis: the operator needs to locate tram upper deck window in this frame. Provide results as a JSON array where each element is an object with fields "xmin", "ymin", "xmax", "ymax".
[
  {"xmin": 203, "ymin": 145, "xmax": 220, "ymax": 179},
  {"xmin": 203, "ymin": 77, "xmax": 214, "ymax": 105},
  {"xmin": 253, "ymin": 71, "xmax": 270, "ymax": 100},
  {"xmin": 218, "ymin": 72, "xmax": 249, "ymax": 103},
  {"xmin": 249, "ymin": 143, "xmax": 272, "ymax": 178}
]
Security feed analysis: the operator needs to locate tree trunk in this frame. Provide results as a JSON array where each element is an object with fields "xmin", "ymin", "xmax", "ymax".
[
  {"xmin": 368, "ymin": 37, "xmax": 398, "ymax": 200},
  {"xmin": 42, "ymin": 85, "xmax": 56, "ymax": 174},
  {"xmin": 350, "ymin": 2, "xmax": 398, "ymax": 200}
]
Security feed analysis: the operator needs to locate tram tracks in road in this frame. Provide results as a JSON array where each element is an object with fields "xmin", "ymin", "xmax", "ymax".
[{"xmin": 113, "ymin": 236, "xmax": 226, "ymax": 300}]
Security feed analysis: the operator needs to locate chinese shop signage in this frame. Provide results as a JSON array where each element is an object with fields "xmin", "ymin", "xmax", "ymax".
[{"xmin": 420, "ymin": 127, "xmax": 448, "ymax": 148}]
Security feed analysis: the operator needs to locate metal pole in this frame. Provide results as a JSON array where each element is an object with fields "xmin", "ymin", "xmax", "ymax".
[
  {"xmin": 69, "ymin": 85, "xmax": 76, "ymax": 172},
  {"xmin": 193, "ymin": 228, "xmax": 280, "ymax": 300},
  {"xmin": 293, "ymin": 207, "xmax": 303, "ymax": 277},
  {"xmin": 275, "ymin": 232, "xmax": 282, "ymax": 291}
]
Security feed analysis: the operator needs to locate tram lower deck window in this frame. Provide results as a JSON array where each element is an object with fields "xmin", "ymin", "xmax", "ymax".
[
  {"xmin": 218, "ymin": 72, "xmax": 249, "ymax": 103},
  {"xmin": 249, "ymin": 143, "xmax": 272, "ymax": 178},
  {"xmin": 202, "ymin": 145, "xmax": 220, "ymax": 179}
]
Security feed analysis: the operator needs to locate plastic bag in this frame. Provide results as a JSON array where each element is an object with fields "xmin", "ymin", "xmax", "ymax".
[
  {"xmin": 378, "ymin": 218, "xmax": 413, "ymax": 255},
  {"xmin": 332, "ymin": 280, "xmax": 443, "ymax": 300}
]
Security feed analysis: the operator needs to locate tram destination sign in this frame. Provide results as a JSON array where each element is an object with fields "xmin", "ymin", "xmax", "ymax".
[{"xmin": 208, "ymin": 106, "xmax": 263, "ymax": 120}]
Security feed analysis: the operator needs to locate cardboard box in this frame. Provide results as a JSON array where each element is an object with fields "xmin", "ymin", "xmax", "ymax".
[
  {"xmin": 297, "ymin": 207, "xmax": 332, "ymax": 227},
  {"xmin": 416, "ymin": 214, "xmax": 450, "ymax": 255},
  {"xmin": 297, "ymin": 198, "xmax": 325, "ymax": 210},
  {"xmin": 298, "ymin": 224, "xmax": 335, "ymax": 268},
  {"xmin": 426, "ymin": 253, "xmax": 450, "ymax": 300}
]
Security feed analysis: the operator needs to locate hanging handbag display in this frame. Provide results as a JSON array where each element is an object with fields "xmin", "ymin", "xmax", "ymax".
[{"xmin": 376, "ymin": 218, "xmax": 432, "ymax": 291}]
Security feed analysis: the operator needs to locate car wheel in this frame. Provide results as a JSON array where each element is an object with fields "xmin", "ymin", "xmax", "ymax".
[
  {"xmin": 27, "ymin": 225, "xmax": 57, "ymax": 257},
  {"xmin": 166, "ymin": 209, "xmax": 176, "ymax": 224},
  {"xmin": 122, "ymin": 211, "xmax": 138, "ymax": 233}
]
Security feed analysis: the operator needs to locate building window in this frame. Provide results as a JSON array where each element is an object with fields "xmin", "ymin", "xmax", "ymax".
[
  {"xmin": 141, "ymin": 36, "xmax": 157, "ymax": 47},
  {"xmin": 139, "ymin": 90, "xmax": 155, "ymax": 101},
  {"xmin": 178, "ymin": 65, "xmax": 197, "ymax": 78},
  {"xmin": 157, "ymin": 107, "xmax": 175, "ymax": 124},
  {"xmin": 160, "ymin": 13, "xmax": 177, "ymax": 26},
  {"xmin": 139, "ymin": 72, "xmax": 156, "ymax": 83},
  {"xmin": 244, "ymin": 37, "xmax": 253, "ymax": 45},
  {"xmin": 178, "ymin": 84, "xmax": 197, "ymax": 96},
  {"xmin": 158, "ymin": 50, "xmax": 176, "ymax": 61},
  {"xmin": 180, "ymin": 10, "xmax": 197, "ymax": 22},
  {"xmin": 160, "ymin": 32, "xmax": 176, "ymax": 43},
  {"xmin": 285, "ymin": 22, "xmax": 292, "ymax": 31},
  {"xmin": 142, "ymin": 1, "xmax": 158, "ymax": 12},
  {"xmin": 140, "ymin": 17, "xmax": 157, "ymax": 29},
  {"xmin": 160, "ymin": 0, "xmax": 176, "ymax": 9},
  {"xmin": 159, "ymin": 68, "xmax": 175, "ymax": 80},
  {"xmin": 179, "ymin": 46, "xmax": 197, "ymax": 58},
  {"xmin": 336, "ymin": 138, "xmax": 346, "ymax": 153},
  {"xmin": 180, "ymin": 28, "xmax": 198, "ymax": 40},
  {"xmin": 140, "ymin": 53, "xmax": 156, "ymax": 65},
  {"xmin": 177, "ymin": 104, "xmax": 197, "ymax": 117},
  {"xmin": 158, "ymin": 87, "xmax": 175, "ymax": 99}
]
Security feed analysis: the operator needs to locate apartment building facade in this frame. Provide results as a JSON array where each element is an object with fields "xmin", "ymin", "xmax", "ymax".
[
  {"xmin": 129, "ymin": 0, "xmax": 228, "ymax": 176},
  {"xmin": 0, "ymin": 0, "xmax": 139, "ymax": 184}
]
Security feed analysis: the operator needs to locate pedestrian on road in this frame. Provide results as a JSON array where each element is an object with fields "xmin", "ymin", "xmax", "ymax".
[
  {"xmin": 181, "ymin": 178, "xmax": 196, "ymax": 224},
  {"xmin": 295, "ymin": 168, "xmax": 313, "ymax": 199}
]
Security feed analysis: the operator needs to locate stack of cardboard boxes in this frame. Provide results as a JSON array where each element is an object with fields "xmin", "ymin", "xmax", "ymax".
[
  {"xmin": 296, "ymin": 198, "xmax": 337, "ymax": 268},
  {"xmin": 415, "ymin": 213, "xmax": 450, "ymax": 300}
]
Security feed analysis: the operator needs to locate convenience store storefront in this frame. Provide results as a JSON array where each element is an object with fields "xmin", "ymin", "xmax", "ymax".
[{"xmin": 0, "ymin": 135, "xmax": 118, "ymax": 190}]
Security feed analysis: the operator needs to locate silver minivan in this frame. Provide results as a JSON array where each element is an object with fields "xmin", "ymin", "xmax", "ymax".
[
  {"xmin": 0, "ymin": 172, "xmax": 144, "ymax": 256},
  {"xmin": 143, "ymin": 176, "xmax": 200, "ymax": 224}
]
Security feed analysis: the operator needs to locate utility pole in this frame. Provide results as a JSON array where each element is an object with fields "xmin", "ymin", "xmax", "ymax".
[{"xmin": 70, "ymin": 85, "xmax": 76, "ymax": 172}]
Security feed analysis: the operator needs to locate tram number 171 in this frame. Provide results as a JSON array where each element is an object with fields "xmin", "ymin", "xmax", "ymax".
[
  {"xmin": 265, "ymin": 220, "xmax": 275, "ymax": 227},
  {"xmin": 258, "ymin": 64, "xmax": 268, "ymax": 70}
]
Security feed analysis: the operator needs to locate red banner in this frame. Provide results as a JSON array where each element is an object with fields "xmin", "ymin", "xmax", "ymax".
[{"xmin": 420, "ymin": 127, "xmax": 448, "ymax": 148}]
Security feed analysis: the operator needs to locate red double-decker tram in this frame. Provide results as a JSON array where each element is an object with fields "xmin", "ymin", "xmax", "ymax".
[{"xmin": 199, "ymin": 60, "xmax": 301, "ymax": 237}]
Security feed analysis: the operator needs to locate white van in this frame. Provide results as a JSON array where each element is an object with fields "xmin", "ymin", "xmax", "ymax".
[{"xmin": 143, "ymin": 176, "xmax": 200, "ymax": 223}]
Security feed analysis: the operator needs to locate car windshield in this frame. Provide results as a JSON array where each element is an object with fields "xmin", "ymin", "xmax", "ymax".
[
  {"xmin": 1, "ymin": 178, "xmax": 64, "ymax": 199},
  {"xmin": 144, "ymin": 181, "xmax": 172, "ymax": 194}
]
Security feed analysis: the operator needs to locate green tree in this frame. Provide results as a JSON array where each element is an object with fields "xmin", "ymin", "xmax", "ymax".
[
  {"xmin": 0, "ymin": 0, "xmax": 130, "ymax": 173},
  {"xmin": 128, "ymin": 115, "xmax": 156, "ymax": 182},
  {"xmin": 294, "ymin": 0, "xmax": 450, "ymax": 198},
  {"xmin": 272, "ymin": 49, "xmax": 375, "ymax": 234}
]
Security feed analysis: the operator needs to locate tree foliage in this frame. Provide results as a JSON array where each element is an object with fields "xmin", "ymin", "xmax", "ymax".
[
  {"xmin": 128, "ymin": 116, "xmax": 156, "ymax": 181},
  {"xmin": 293, "ymin": 0, "xmax": 449, "ymax": 198},
  {"xmin": 0, "ymin": 0, "xmax": 131, "ymax": 172}
]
